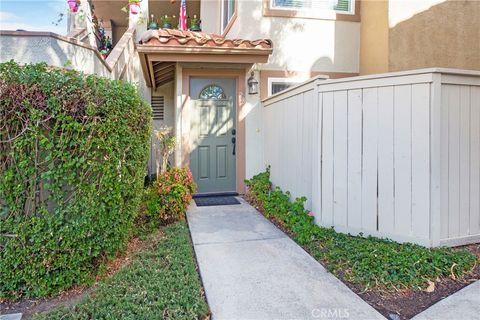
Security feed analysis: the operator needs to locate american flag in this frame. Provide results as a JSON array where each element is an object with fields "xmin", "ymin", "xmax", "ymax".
[{"xmin": 179, "ymin": 0, "xmax": 187, "ymax": 31}]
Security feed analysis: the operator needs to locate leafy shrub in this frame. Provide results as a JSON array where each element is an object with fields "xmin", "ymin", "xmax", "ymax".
[
  {"xmin": 156, "ymin": 168, "xmax": 196, "ymax": 221},
  {"xmin": 136, "ymin": 167, "xmax": 196, "ymax": 233},
  {"xmin": 245, "ymin": 167, "xmax": 477, "ymax": 290},
  {"xmin": 0, "ymin": 61, "xmax": 152, "ymax": 298}
]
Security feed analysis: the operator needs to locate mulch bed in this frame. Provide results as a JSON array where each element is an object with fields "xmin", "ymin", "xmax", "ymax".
[
  {"xmin": 0, "ymin": 235, "xmax": 153, "ymax": 319},
  {"xmin": 244, "ymin": 194, "xmax": 480, "ymax": 320}
]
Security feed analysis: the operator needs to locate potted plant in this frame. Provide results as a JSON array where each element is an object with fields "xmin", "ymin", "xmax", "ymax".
[
  {"xmin": 100, "ymin": 48, "xmax": 109, "ymax": 59},
  {"xmin": 160, "ymin": 15, "xmax": 175, "ymax": 29},
  {"xmin": 67, "ymin": 0, "xmax": 80, "ymax": 13},
  {"xmin": 148, "ymin": 14, "xmax": 159, "ymax": 30},
  {"xmin": 189, "ymin": 15, "xmax": 201, "ymax": 32},
  {"xmin": 128, "ymin": 0, "xmax": 141, "ymax": 15}
]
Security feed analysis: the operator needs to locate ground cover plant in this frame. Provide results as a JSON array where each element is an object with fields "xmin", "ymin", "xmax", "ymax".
[
  {"xmin": 245, "ymin": 167, "xmax": 477, "ymax": 291},
  {"xmin": 0, "ymin": 61, "xmax": 151, "ymax": 298},
  {"xmin": 33, "ymin": 221, "xmax": 210, "ymax": 320}
]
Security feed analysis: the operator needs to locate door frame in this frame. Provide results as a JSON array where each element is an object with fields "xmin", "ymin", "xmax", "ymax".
[{"xmin": 181, "ymin": 68, "xmax": 246, "ymax": 194}]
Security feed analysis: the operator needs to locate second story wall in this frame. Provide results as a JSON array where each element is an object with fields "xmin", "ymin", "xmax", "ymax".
[
  {"xmin": 360, "ymin": 0, "xmax": 480, "ymax": 75},
  {"xmin": 359, "ymin": 0, "xmax": 388, "ymax": 74},
  {"xmin": 388, "ymin": 0, "xmax": 480, "ymax": 72},
  {"xmin": 218, "ymin": 0, "xmax": 361, "ymax": 76}
]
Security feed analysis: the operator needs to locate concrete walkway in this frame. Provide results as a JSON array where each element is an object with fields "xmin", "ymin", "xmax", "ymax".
[
  {"xmin": 411, "ymin": 281, "xmax": 480, "ymax": 320},
  {"xmin": 187, "ymin": 197, "xmax": 385, "ymax": 320}
]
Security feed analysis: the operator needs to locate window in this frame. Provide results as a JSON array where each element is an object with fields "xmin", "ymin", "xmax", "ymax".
[
  {"xmin": 271, "ymin": 82, "xmax": 295, "ymax": 95},
  {"xmin": 268, "ymin": 77, "xmax": 303, "ymax": 96},
  {"xmin": 199, "ymin": 85, "xmax": 227, "ymax": 100},
  {"xmin": 221, "ymin": 0, "xmax": 236, "ymax": 32},
  {"xmin": 270, "ymin": 0, "xmax": 354, "ymax": 14}
]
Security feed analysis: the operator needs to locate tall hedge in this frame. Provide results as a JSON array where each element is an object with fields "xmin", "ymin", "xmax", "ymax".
[{"xmin": 0, "ymin": 61, "xmax": 152, "ymax": 298}]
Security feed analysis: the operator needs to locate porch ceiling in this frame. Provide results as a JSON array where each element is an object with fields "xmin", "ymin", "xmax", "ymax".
[
  {"xmin": 137, "ymin": 29, "xmax": 273, "ymax": 88},
  {"xmin": 152, "ymin": 62, "xmax": 175, "ymax": 87}
]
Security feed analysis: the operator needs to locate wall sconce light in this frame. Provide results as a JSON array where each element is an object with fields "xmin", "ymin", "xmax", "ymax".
[{"xmin": 247, "ymin": 71, "xmax": 259, "ymax": 95}]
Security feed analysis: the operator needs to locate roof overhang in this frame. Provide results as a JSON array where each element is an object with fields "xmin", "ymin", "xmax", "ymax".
[
  {"xmin": 136, "ymin": 30, "xmax": 273, "ymax": 89},
  {"xmin": 137, "ymin": 45, "xmax": 272, "ymax": 89}
]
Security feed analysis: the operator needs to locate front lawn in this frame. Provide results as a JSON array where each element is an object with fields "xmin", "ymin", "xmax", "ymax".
[{"xmin": 34, "ymin": 221, "xmax": 209, "ymax": 320}]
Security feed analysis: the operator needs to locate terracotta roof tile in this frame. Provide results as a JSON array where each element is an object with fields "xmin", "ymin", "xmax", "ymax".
[{"xmin": 140, "ymin": 29, "xmax": 272, "ymax": 50}]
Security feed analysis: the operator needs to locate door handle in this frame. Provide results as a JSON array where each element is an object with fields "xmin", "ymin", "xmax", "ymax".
[{"xmin": 231, "ymin": 137, "xmax": 236, "ymax": 156}]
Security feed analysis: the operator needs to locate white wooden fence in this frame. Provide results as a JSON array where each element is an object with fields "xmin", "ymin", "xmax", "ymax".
[{"xmin": 262, "ymin": 69, "xmax": 480, "ymax": 247}]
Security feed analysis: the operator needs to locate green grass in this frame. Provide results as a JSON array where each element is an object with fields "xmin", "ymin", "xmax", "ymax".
[
  {"xmin": 246, "ymin": 168, "xmax": 478, "ymax": 291},
  {"xmin": 34, "ymin": 221, "xmax": 209, "ymax": 320}
]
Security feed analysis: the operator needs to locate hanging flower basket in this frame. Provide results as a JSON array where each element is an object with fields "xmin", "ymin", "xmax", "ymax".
[
  {"xmin": 128, "ymin": 0, "xmax": 141, "ymax": 15},
  {"xmin": 67, "ymin": 0, "xmax": 80, "ymax": 13},
  {"xmin": 129, "ymin": 3, "xmax": 140, "ymax": 14}
]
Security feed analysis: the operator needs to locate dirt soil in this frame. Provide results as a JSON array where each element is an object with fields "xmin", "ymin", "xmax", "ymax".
[
  {"xmin": 0, "ymin": 235, "xmax": 153, "ymax": 319},
  {"xmin": 244, "ymin": 194, "xmax": 480, "ymax": 320}
]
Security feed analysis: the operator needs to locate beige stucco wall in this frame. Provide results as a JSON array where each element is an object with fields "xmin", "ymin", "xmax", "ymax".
[
  {"xmin": 388, "ymin": 0, "xmax": 480, "ymax": 71},
  {"xmin": 361, "ymin": 0, "xmax": 480, "ymax": 74},
  {"xmin": 223, "ymin": 0, "xmax": 360, "ymax": 75},
  {"xmin": 244, "ymin": 70, "xmax": 265, "ymax": 179},
  {"xmin": 152, "ymin": 82, "xmax": 175, "ymax": 128},
  {"xmin": 148, "ymin": 82, "xmax": 175, "ymax": 175},
  {"xmin": 200, "ymin": 0, "xmax": 221, "ymax": 35},
  {"xmin": 0, "ymin": 34, "xmax": 112, "ymax": 77},
  {"xmin": 359, "ymin": 0, "xmax": 389, "ymax": 74}
]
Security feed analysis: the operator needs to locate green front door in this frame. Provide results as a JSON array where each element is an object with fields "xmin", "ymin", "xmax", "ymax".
[{"xmin": 189, "ymin": 78, "xmax": 236, "ymax": 193}]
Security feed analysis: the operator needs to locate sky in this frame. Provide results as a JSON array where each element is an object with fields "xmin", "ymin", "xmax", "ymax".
[{"xmin": 0, "ymin": 0, "xmax": 68, "ymax": 35}]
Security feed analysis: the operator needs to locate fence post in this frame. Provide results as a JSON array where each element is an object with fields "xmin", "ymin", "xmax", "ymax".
[
  {"xmin": 429, "ymin": 72, "xmax": 443, "ymax": 247},
  {"xmin": 311, "ymin": 79, "xmax": 322, "ymax": 225}
]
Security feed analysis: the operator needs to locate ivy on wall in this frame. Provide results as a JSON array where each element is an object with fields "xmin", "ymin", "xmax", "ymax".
[{"xmin": 0, "ymin": 61, "xmax": 152, "ymax": 298}]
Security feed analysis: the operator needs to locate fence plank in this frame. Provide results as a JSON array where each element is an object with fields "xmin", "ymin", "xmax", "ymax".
[
  {"xmin": 361, "ymin": 87, "xmax": 378, "ymax": 231},
  {"xmin": 394, "ymin": 85, "xmax": 412, "ymax": 235},
  {"xmin": 347, "ymin": 89, "xmax": 363, "ymax": 229},
  {"xmin": 264, "ymin": 105, "xmax": 273, "ymax": 175},
  {"xmin": 303, "ymin": 90, "xmax": 315, "ymax": 209},
  {"xmin": 411, "ymin": 83, "xmax": 431, "ymax": 238},
  {"xmin": 377, "ymin": 86, "xmax": 395, "ymax": 234},
  {"xmin": 440, "ymin": 85, "xmax": 450, "ymax": 239},
  {"xmin": 470, "ymin": 86, "xmax": 480, "ymax": 235},
  {"xmin": 312, "ymin": 92, "xmax": 323, "ymax": 221},
  {"xmin": 276, "ymin": 99, "xmax": 287, "ymax": 188},
  {"xmin": 448, "ymin": 85, "xmax": 461, "ymax": 238},
  {"xmin": 459, "ymin": 86, "xmax": 471, "ymax": 236},
  {"xmin": 322, "ymin": 91, "xmax": 335, "ymax": 226},
  {"xmin": 292, "ymin": 94, "xmax": 302, "ymax": 198},
  {"xmin": 333, "ymin": 91, "xmax": 348, "ymax": 227}
]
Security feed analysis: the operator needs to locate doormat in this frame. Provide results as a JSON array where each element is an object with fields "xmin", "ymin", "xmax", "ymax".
[{"xmin": 194, "ymin": 196, "xmax": 241, "ymax": 207}]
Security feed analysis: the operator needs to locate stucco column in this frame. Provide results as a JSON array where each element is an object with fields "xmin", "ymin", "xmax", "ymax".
[
  {"xmin": 174, "ymin": 63, "xmax": 183, "ymax": 167},
  {"xmin": 244, "ymin": 68, "xmax": 264, "ymax": 178},
  {"xmin": 129, "ymin": 0, "xmax": 148, "ymax": 42}
]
